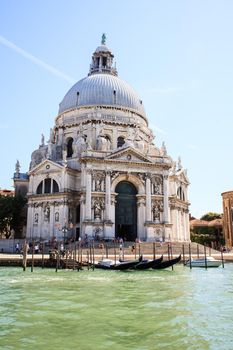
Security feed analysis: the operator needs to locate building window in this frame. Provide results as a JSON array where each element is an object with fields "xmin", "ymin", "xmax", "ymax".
[
  {"xmin": 177, "ymin": 186, "xmax": 185, "ymax": 201},
  {"xmin": 53, "ymin": 180, "xmax": 59, "ymax": 193},
  {"xmin": 117, "ymin": 137, "xmax": 125, "ymax": 148},
  {"xmin": 37, "ymin": 182, "xmax": 43, "ymax": 194},
  {"xmin": 36, "ymin": 178, "xmax": 59, "ymax": 194},
  {"xmin": 67, "ymin": 138, "xmax": 73, "ymax": 158},
  {"xmin": 76, "ymin": 204, "xmax": 80, "ymax": 223},
  {"xmin": 44, "ymin": 178, "xmax": 51, "ymax": 193}
]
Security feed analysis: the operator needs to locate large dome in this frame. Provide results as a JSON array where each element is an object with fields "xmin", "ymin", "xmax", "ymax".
[{"xmin": 58, "ymin": 73, "xmax": 146, "ymax": 117}]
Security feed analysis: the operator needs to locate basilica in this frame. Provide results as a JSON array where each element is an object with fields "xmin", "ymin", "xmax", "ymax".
[{"xmin": 14, "ymin": 35, "xmax": 190, "ymax": 242}]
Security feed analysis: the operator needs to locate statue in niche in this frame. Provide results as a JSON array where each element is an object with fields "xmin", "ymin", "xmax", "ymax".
[
  {"xmin": 152, "ymin": 176, "xmax": 163, "ymax": 195},
  {"xmin": 44, "ymin": 206, "xmax": 50, "ymax": 222},
  {"xmin": 34, "ymin": 213, "xmax": 39, "ymax": 224},
  {"xmin": 92, "ymin": 198, "xmax": 104, "ymax": 220},
  {"xmin": 55, "ymin": 212, "xmax": 59, "ymax": 222},
  {"xmin": 96, "ymin": 178, "xmax": 101, "ymax": 191}
]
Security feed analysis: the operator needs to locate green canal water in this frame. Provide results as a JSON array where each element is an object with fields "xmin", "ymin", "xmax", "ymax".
[{"xmin": 0, "ymin": 264, "xmax": 233, "ymax": 350}]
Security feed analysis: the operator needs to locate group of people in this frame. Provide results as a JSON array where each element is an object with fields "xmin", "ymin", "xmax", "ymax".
[{"xmin": 15, "ymin": 242, "xmax": 41, "ymax": 254}]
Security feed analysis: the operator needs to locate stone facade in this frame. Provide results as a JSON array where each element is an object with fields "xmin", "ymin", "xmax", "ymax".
[
  {"xmin": 222, "ymin": 191, "xmax": 233, "ymax": 247},
  {"xmin": 14, "ymin": 37, "xmax": 190, "ymax": 242}
]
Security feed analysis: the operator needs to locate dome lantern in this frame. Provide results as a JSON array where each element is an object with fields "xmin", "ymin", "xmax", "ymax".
[{"xmin": 88, "ymin": 33, "xmax": 118, "ymax": 76}]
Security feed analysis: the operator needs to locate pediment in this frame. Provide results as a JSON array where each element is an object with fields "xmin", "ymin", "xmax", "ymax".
[
  {"xmin": 176, "ymin": 168, "xmax": 190, "ymax": 184},
  {"xmin": 28, "ymin": 159, "xmax": 64, "ymax": 175},
  {"xmin": 105, "ymin": 147, "xmax": 153, "ymax": 163}
]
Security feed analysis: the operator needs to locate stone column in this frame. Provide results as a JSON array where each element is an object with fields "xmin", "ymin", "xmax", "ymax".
[
  {"xmin": 50, "ymin": 203, "xmax": 55, "ymax": 239},
  {"xmin": 163, "ymin": 175, "xmax": 169, "ymax": 223},
  {"xmin": 85, "ymin": 169, "xmax": 92, "ymax": 220},
  {"xmin": 26, "ymin": 204, "xmax": 33, "ymax": 239},
  {"xmin": 105, "ymin": 171, "xmax": 111, "ymax": 220},
  {"xmin": 145, "ymin": 174, "xmax": 152, "ymax": 221}
]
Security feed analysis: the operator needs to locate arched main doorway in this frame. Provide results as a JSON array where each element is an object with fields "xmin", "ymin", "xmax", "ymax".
[{"xmin": 115, "ymin": 181, "xmax": 137, "ymax": 241}]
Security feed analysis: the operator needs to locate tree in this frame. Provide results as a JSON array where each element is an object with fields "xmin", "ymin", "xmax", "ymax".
[
  {"xmin": 0, "ymin": 195, "xmax": 27, "ymax": 238},
  {"xmin": 200, "ymin": 212, "xmax": 221, "ymax": 221},
  {"xmin": 191, "ymin": 212, "xmax": 224, "ymax": 249}
]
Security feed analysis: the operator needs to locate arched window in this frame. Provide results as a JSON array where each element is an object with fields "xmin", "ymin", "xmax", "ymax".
[
  {"xmin": 44, "ymin": 178, "xmax": 51, "ymax": 193},
  {"xmin": 37, "ymin": 182, "xmax": 43, "ymax": 194},
  {"xmin": 53, "ymin": 180, "xmax": 59, "ymax": 193},
  {"xmin": 117, "ymin": 137, "xmax": 125, "ymax": 148},
  {"xmin": 36, "ymin": 178, "xmax": 59, "ymax": 194},
  {"xmin": 67, "ymin": 138, "xmax": 73, "ymax": 158}
]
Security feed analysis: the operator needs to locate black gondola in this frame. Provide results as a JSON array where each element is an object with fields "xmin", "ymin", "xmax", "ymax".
[
  {"xmin": 94, "ymin": 257, "xmax": 142, "ymax": 270},
  {"xmin": 152, "ymin": 254, "xmax": 181, "ymax": 270},
  {"xmin": 134, "ymin": 255, "xmax": 163, "ymax": 270}
]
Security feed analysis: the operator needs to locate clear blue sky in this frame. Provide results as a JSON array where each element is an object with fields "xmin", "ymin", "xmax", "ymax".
[{"xmin": 1, "ymin": 0, "xmax": 233, "ymax": 218}]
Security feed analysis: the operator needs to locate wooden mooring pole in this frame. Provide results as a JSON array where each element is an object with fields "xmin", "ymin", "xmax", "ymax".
[
  {"xmin": 41, "ymin": 242, "xmax": 45, "ymax": 269},
  {"xmin": 153, "ymin": 242, "xmax": 156, "ymax": 260},
  {"xmin": 31, "ymin": 240, "xmax": 34, "ymax": 272},
  {"xmin": 204, "ymin": 245, "xmax": 207, "ymax": 270},
  {"xmin": 188, "ymin": 243, "xmax": 192, "ymax": 269},
  {"xmin": 221, "ymin": 247, "xmax": 225, "ymax": 268},
  {"xmin": 92, "ymin": 243, "xmax": 95, "ymax": 270},
  {"xmin": 170, "ymin": 243, "xmax": 174, "ymax": 270},
  {"xmin": 22, "ymin": 241, "xmax": 28, "ymax": 271},
  {"xmin": 182, "ymin": 244, "xmax": 185, "ymax": 265}
]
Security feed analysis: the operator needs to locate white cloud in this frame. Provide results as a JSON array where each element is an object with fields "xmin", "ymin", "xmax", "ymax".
[{"xmin": 0, "ymin": 35, "xmax": 75, "ymax": 84}]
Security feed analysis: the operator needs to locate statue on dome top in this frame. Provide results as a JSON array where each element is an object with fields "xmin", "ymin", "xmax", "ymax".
[{"xmin": 101, "ymin": 33, "xmax": 106, "ymax": 45}]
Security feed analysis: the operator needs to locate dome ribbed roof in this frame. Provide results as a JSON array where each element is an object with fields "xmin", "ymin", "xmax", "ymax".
[{"xmin": 58, "ymin": 73, "xmax": 146, "ymax": 117}]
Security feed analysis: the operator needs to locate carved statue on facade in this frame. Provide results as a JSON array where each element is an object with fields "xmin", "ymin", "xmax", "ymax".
[
  {"xmin": 15, "ymin": 160, "xmax": 20, "ymax": 177},
  {"xmin": 55, "ymin": 212, "xmax": 59, "ymax": 222},
  {"xmin": 152, "ymin": 200, "xmax": 164, "ymax": 221},
  {"xmin": 92, "ymin": 198, "xmax": 105, "ymax": 220},
  {"xmin": 161, "ymin": 141, "xmax": 167, "ymax": 156},
  {"xmin": 44, "ymin": 205, "xmax": 50, "ymax": 222},
  {"xmin": 41, "ymin": 134, "xmax": 45, "ymax": 146},
  {"xmin": 151, "ymin": 175, "xmax": 163, "ymax": 195},
  {"xmin": 96, "ymin": 134, "xmax": 108, "ymax": 151},
  {"xmin": 177, "ymin": 156, "xmax": 182, "ymax": 170},
  {"xmin": 73, "ymin": 132, "xmax": 87, "ymax": 157},
  {"xmin": 34, "ymin": 213, "xmax": 39, "ymax": 223}
]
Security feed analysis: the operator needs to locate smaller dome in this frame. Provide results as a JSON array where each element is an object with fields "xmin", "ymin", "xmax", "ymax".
[{"xmin": 95, "ymin": 45, "xmax": 111, "ymax": 53}]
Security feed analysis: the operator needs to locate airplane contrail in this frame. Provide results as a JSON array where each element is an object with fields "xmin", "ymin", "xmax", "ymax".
[{"xmin": 0, "ymin": 35, "xmax": 76, "ymax": 84}]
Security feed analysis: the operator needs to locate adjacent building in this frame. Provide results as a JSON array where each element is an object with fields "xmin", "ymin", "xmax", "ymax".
[
  {"xmin": 222, "ymin": 191, "xmax": 233, "ymax": 247},
  {"xmin": 14, "ymin": 36, "xmax": 190, "ymax": 242}
]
